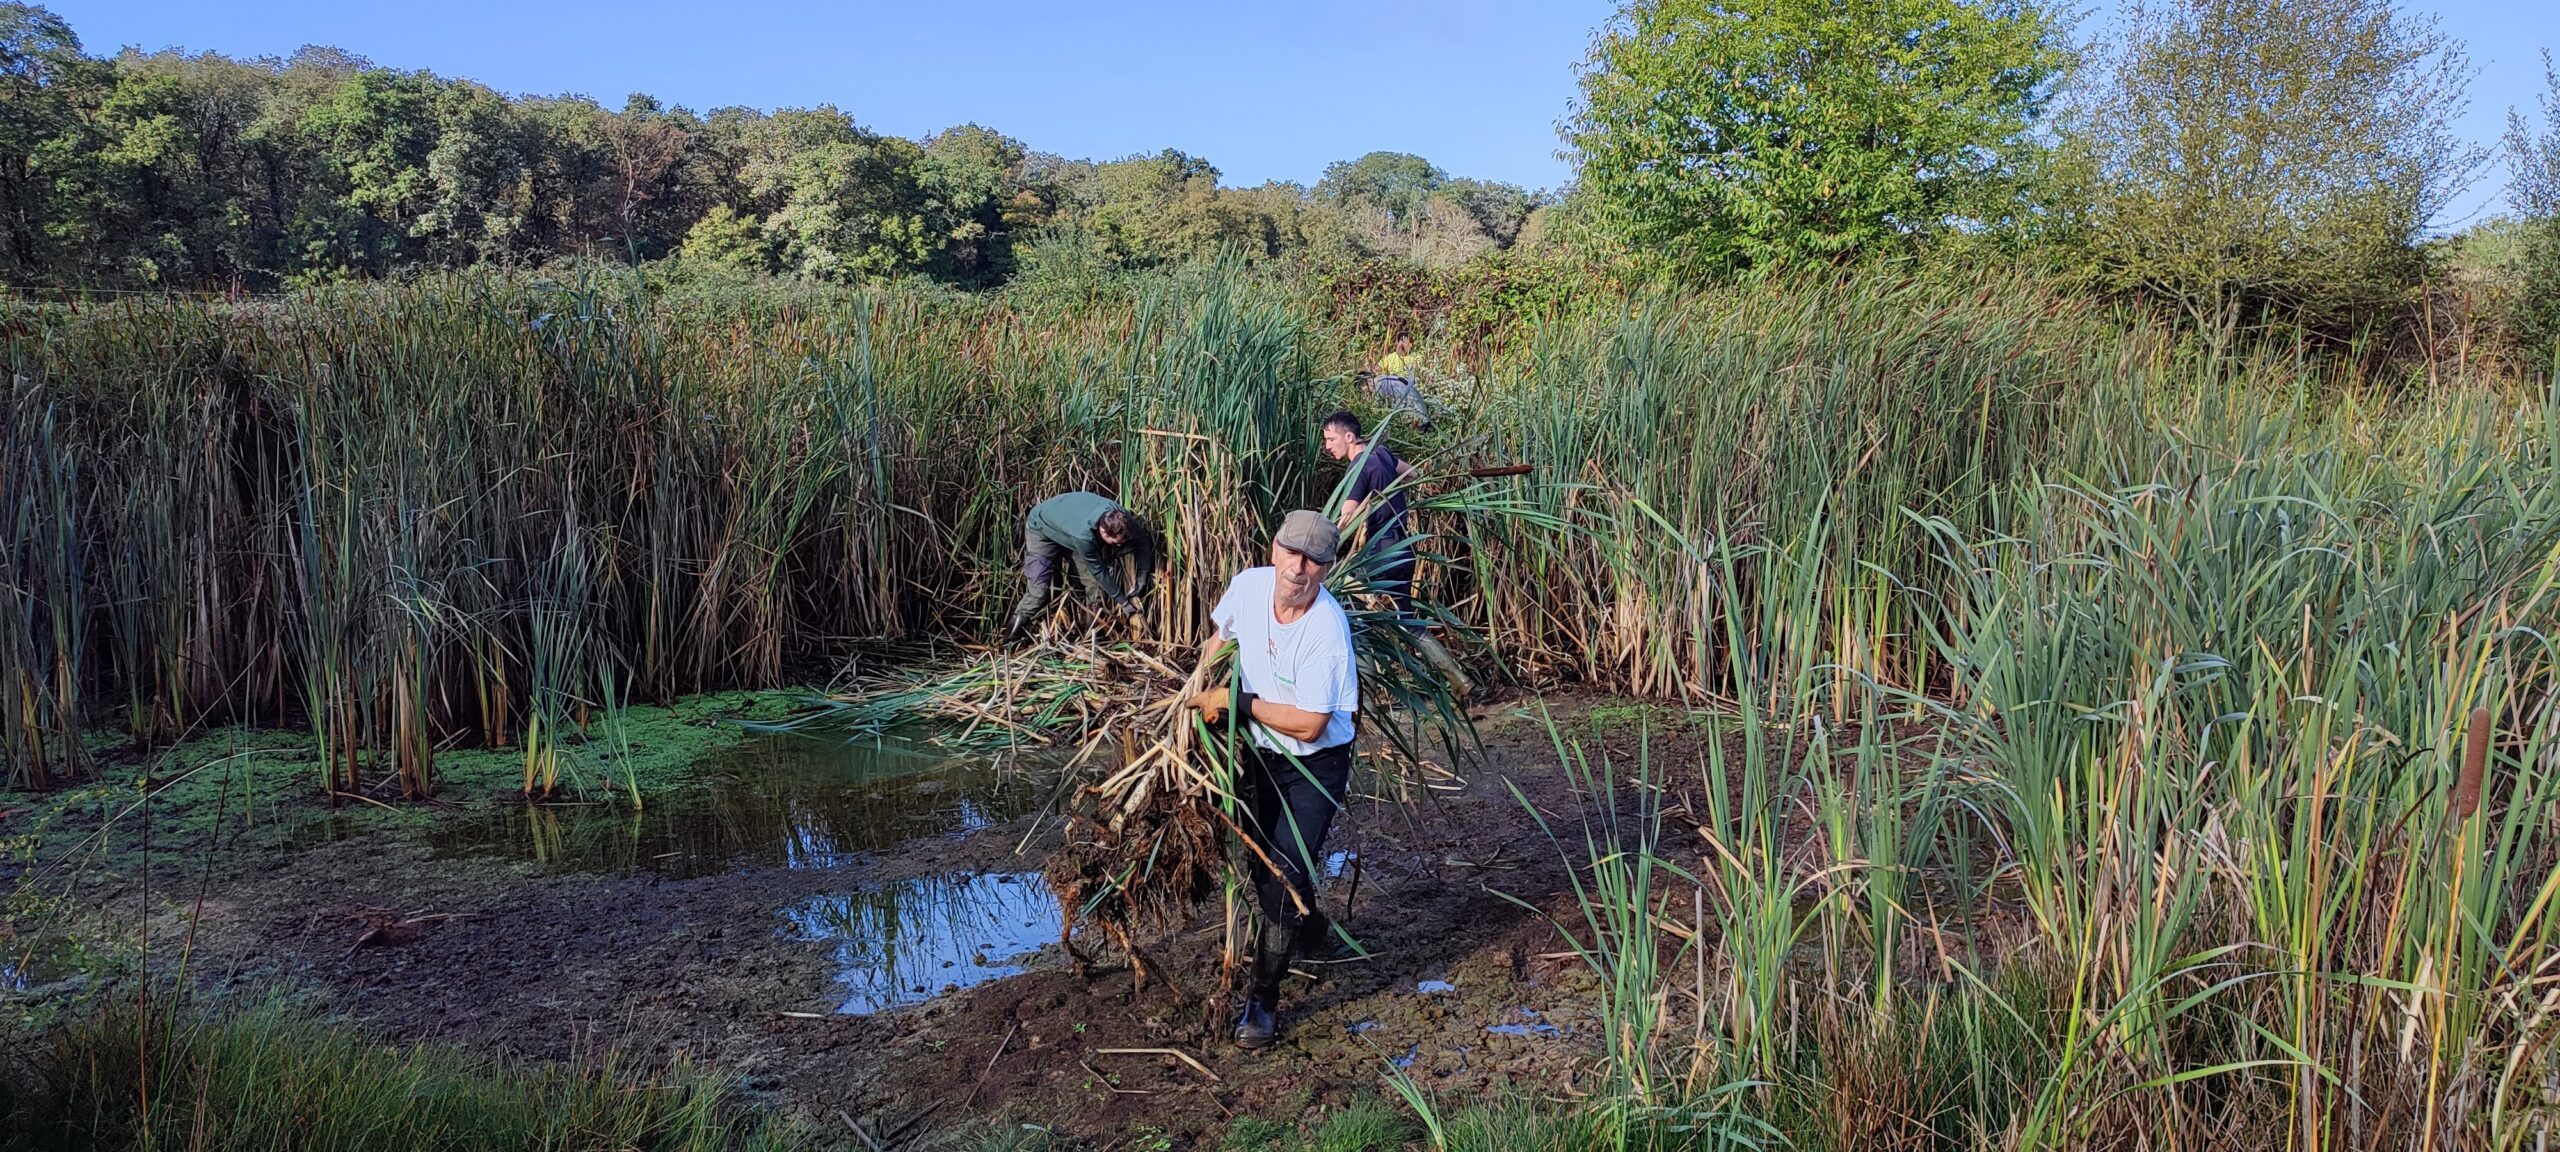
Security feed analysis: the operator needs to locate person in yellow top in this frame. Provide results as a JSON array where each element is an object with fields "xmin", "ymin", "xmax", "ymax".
[
  {"xmin": 1366, "ymin": 336, "xmax": 1432, "ymax": 431},
  {"xmin": 1377, "ymin": 336, "xmax": 1416, "ymax": 382}
]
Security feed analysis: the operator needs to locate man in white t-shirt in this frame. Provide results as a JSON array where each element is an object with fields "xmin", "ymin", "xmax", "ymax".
[{"xmin": 1186, "ymin": 510, "xmax": 1359, "ymax": 1050}]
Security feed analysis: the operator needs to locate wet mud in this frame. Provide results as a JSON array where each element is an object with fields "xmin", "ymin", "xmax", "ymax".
[{"xmin": 68, "ymin": 699, "xmax": 1687, "ymax": 1145}]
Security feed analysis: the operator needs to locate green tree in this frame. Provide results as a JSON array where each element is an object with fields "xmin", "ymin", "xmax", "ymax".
[
  {"xmin": 89, "ymin": 66, "xmax": 198, "ymax": 280},
  {"xmin": 920, "ymin": 123, "xmax": 1031, "ymax": 284},
  {"xmin": 2067, "ymin": 0, "xmax": 2482, "ymax": 347},
  {"xmin": 1080, "ymin": 148, "xmax": 1223, "ymax": 266},
  {"xmin": 0, "ymin": 4, "xmax": 114, "ymax": 282},
  {"xmin": 677, "ymin": 202, "xmax": 767, "ymax": 270},
  {"xmin": 292, "ymin": 67, "xmax": 439, "ymax": 276},
  {"xmin": 1304, "ymin": 154, "xmax": 1543, "ymax": 268},
  {"xmin": 591, "ymin": 95, "xmax": 715, "ymax": 261},
  {"xmin": 727, "ymin": 106, "xmax": 934, "ymax": 281},
  {"xmin": 1431, "ymin": 177, "xmax": 1540, "ymax": 248},
  {"xmin": 114, "ymin": 49, "xmax": 296, "ymax": 284},
  {"xmin": 415, "ymin": 79, "xmax": 539, "ymax": 266},
  {"xmin": 1316, "ymin": 151, "xmax": 1446, "ymax": 226},
  {"xmin": 2507, "ymin": 50, "xmax": 2560, "ymax": 371},
  {"xmin": 0, "ymin": 5, "xmax": 1578, "ymax": 289},
  {"xmin": 1567, "ymin": 0, "xmax": 2065, "ymax": 275}
]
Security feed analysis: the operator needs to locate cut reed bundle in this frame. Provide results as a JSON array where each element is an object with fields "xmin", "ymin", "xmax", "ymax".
[{"xmin": 777, "ymin": 507, "xmax": 1505, "ymax": 994}]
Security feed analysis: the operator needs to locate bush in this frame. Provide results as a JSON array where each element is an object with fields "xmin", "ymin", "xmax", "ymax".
[{"xmin": 2506, "ymin": 52, "xmax": 2560, "ymax": 374}]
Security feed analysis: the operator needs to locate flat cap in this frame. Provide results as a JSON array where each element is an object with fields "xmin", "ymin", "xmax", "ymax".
[{"xmin": 1274, "ymin": 510, "xmax": 1340, "ymax": 565}]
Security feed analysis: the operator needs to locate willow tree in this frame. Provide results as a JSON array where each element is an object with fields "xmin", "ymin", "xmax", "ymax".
[{"xmin": 2066, "ymin": 0, "xmax": 2482, "ymax": 350}]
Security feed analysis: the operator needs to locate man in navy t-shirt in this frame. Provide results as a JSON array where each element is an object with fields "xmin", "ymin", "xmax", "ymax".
[{"xmin": 1321, "ymin": 409, "xmax": 1416, "ymax": 614}]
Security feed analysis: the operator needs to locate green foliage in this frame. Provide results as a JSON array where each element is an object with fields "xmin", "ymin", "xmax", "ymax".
[
  {"xmin": 1566, "ymin": 0, "xmax": 2067, "ymax": 275},
  {"xmin": 2065, "ymin": 0, "xmax": 2483, "ymax": 346},
  {"xmin": 1429, "ymin": 178, "xmax": 1536, "ymax": 248},
  {"xmin": 6, "ymin": 8, "xmax": 1512, "ymax": 291},
  {"xmin": 1072, "ymin": 150, "xmax": 1270, "ymax": 268},
  {"xmin": 679, "ymin": 203, "xmax": 769, "ymax": 271},
  {"xmin": 921, "ymin": 123, "xmax": 1032, "ymax": 284},
  {"xmin": 0, "ymin": 1, "xmax": 1580, "ymax": 296},
  {"xmin": 1199, "ymin": 1102, "xmax": 1416, "ymax": 1152},
  {"xmin": 2506, "ymin": 50, "xmax": 2560, "ymax": 372},
  {"xmin": 1316, "ymin": 151, "xmax": 1447, "ymax": 226},
  {"xmin": 1301, "ymin": 248, "xmax": 1626, "ymax": 366},
  {"xmin": 0, "ymin": 4, "xmax": 113, "ymax": 282},
  {"xmin": 1307, "ymin": 153, "xmax": 1544, "ymax": 270},
  {"xmin": 1302, "ymin": 1102, "xmax": 1415, "ymax": 1152},
  {"xmin": 727, "ymin": 106, "xmax": 932, "ymax": 280}
]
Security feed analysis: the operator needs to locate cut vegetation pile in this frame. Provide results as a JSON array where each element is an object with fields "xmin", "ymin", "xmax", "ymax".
[{"xmin": 777, "ymin": 512, "xmax": 1496, "ymax": 998}]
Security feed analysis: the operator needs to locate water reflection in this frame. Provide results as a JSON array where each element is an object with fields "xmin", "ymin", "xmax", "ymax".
[
  {"xmin": 784, "ymin": 870, "xmax": 1062, "ymax": 1014},
  {"xmin": 1, "ymin": 943, "xmax": 70, "ymax": 992},
  {"xmin": 430, "ymin": 734, "xmax": 1049, "ymax": 878}
]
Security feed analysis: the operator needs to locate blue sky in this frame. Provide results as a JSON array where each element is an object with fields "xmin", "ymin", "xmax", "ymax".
[{"xmin": 47, "ymin": 0, "xmax": 2560, "ymax": 224}]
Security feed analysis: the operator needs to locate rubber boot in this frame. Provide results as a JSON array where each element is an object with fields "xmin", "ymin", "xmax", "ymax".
[
  {"xmin": 1238, "ymin": 914, "xmax": 1297, "ymax": 1048},
  {"xmin": 1248, "ymin": 915, "xmax": 1298, "ymax": 1005}
]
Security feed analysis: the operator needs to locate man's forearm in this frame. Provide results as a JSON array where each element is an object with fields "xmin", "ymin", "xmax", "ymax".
[{"xmin": 1243, "ymin": 697, "xmax": 1331, "ymax": 745}]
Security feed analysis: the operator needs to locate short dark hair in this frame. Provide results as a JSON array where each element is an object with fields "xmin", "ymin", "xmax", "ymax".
[
  {"xmin": 1097, "ymin": 507, "xmax": 1142, "ymax": 544},
  {"xmin": 1322, "ymin": 409, "xmax": 1363, "ymax": 439}
]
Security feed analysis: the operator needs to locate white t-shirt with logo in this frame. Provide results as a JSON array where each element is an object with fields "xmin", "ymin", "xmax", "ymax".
[{"xmin": 1209, "ymin": 567, "xmax": 1359, "ymax": 755}]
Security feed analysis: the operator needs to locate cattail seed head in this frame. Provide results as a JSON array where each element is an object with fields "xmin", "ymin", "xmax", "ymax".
[{"xmin": 2455, "ymin": 707, "xmax": 2491, "ymax": 822}]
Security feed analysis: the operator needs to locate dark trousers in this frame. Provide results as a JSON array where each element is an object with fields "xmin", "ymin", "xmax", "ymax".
[
  {"xmin": 1011, "ymin": 522, "xmax": 1098, "ymax": 627},
  {"xmin": 1238, "ymin": 740, "xmax": 1353, "ymax": 1008},
  {"xmin": 1369, "ymin": 542, "xmax": 1417, "ymax": 616}
]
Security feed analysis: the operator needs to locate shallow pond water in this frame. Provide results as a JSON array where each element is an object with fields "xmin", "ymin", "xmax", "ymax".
[
  {"xmin": 429, "ymin": 733, "xmax": 1053, "ymax": 878},
  {"xmin": 784, "ymin": 870, "xmax": 1062, "ymax": 1014},
  {"xmin": 1, "ymin": 942, "xmax": 78, "ymax": 994}
]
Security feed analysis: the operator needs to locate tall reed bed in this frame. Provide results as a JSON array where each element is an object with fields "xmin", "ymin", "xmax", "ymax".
[
  {"xmin": 0, "ymin": 270, "xmax": 1326, "ymax": 795},
  {"xmin": 1486, "ymin": 374, "xmax": 2560, "ymax": 1147}
]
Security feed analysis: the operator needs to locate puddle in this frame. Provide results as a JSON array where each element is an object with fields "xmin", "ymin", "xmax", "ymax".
[
  {"xmin": 289, "ymin": 813, "xmax": 361, "ymax": 850},
  {"xmin": 785, "ymin": 870, "xmax": 1061, "ymax": 1014},
  {"xmin": 1, "ymin": 944, "xmax": 79, "ymax": 996},
  {"xmin": 1487, "ymin": 1007, "xmax": 1561, "ymax": 1038},
  {"xmin": 431, "ymin": 733, "xmax": 1050, "ymax": 878},
  {"xmin": 1415, "ymin": 979, "xmax": 1456, "ymax": 995},
  {"xmin": 1324, "ymin": 849, "xmax": 1355, "ymax": 878}
]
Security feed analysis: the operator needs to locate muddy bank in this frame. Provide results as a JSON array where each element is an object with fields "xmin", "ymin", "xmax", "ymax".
[{"xmin": 10, "ymin": 695, "xmax": 1701, "ymax": 1145}]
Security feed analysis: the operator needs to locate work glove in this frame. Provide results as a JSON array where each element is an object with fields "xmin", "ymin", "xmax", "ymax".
[{"xmin": 1187, "ymin": 687, "xmax": 1232, "ymax": 723}]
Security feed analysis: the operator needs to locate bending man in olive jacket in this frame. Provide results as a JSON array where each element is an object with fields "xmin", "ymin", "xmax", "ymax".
[{"xmin": 1007, "ymin": 492, "xmax": 1154, "ymax": 638}]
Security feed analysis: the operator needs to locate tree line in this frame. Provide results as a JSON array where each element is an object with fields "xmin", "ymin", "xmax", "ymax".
[
  {"xmin": 5, "ymin": 0, "xmax": 2560, "ymax": 365},
  {"xmin": 0, "ymin": 4, "xmax": 1544, "ymax": 291}
]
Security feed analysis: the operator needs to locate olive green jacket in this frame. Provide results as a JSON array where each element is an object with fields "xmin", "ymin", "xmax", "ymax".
[{"xmin": 1028, "ymin": 492, "xmax": 1154, "ymax": 609}]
